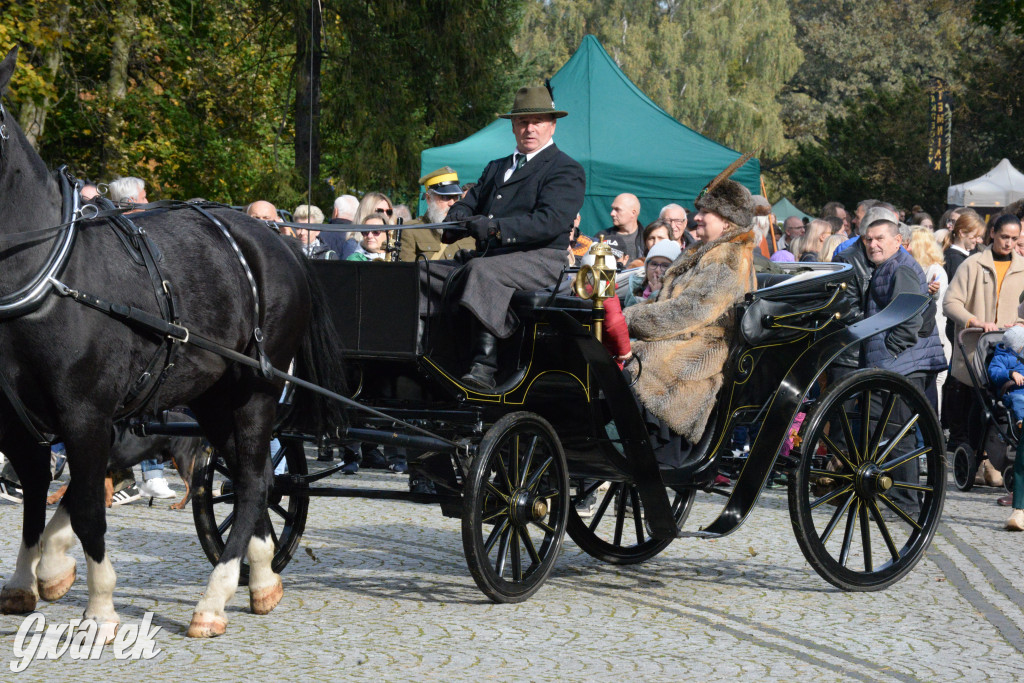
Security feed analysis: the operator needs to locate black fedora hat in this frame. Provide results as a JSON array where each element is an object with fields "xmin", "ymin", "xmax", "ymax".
[{"xmin": 498, "ymin": 85, "xmax": 568, "ymax": 119}]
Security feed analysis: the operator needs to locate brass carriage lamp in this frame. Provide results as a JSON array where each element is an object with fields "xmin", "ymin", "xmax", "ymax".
[{"xmin": 573, "ymin": 238, "xmax": 617, "ymax": 341}]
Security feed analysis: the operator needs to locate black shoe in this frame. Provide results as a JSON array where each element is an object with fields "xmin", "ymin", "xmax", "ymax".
[
  {"xmin": 461, "ymin": 363, "xmax": 497, "ymax": 392},
  {"xmin": 409, "ymin": 476, "xmax": 436, "ymax": 496},
  {"xmin": 341, "ymin": 460, "xmax": 359, "ymax": 475},
  {"xmin": 362, "ymin": 448, "xmax": 388, "ymax": 469}
]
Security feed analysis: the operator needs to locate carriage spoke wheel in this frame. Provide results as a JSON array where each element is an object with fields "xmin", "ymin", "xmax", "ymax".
[
  {"xmin": 789, "ymin": 369, "xmax": 945, "ymax": 591},
  {"xmin": 193, "ymin": 437, "xmax": 309, "ymax": 585},
  {"xmin": 462, "ymin": 412, "xmax": 569, "ymax": 603},
  {"xmin": 566, "ymin": 481, "xmax": 694, "ymax": 564}
]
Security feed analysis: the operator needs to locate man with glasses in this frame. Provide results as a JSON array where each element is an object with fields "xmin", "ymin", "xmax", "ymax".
[
  {"xmin": 423, "ymin": 84, "xmax": 585, "ymax": 392},
  {"xmin": 399, "ymin": 167, "xmax": 475, "ymax": 262},
  {"xmin": 659, "ymin": 203, "xmax": 693, "ymax": 247}
]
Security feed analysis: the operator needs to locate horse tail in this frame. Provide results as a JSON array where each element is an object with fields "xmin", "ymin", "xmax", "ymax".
[{"xmin": 289, "ymin": 250, "xmax": 349, "ymax": 436}]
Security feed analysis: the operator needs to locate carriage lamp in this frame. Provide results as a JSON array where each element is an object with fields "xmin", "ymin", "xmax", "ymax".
[{"xmin": 573, "ymin": 238, "xmax": 617, "ymax": 341}]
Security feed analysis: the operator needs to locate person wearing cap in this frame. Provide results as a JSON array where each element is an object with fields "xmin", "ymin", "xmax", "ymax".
[
  {"xmin": 830, "ymin": 205, "xmax": 947, "ymax": 511},
  {"xmin": 423, "ymin": 84, "xmax": 585, "ymax": 392},
  {"xmin": 622, "ymin": 239, "xmax": 682, "ymax": 308},
  {"xmin": 399, "ymin": 167, "xmax": 476, "ymax": 262},
  {"xmin": 623, "ymin": 170, "xmax": 758, "ymax": 449}
]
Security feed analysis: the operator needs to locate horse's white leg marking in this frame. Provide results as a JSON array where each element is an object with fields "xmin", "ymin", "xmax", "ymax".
[
  {"xmin": 247, "ymin": 535, "xmax": 283, "ymax": 615},
  {"xmin": 187, "ymin": 559, "xmax": 240, "ymax": 638},
  {"xmin": 1, "ymin": 540, "xmax": 41, "ymax": 613},
  {"xmin": 37, "ymin": 506, "xmax": 77, "ymax": 600},
  {"xmin": 83, "ymin": 555, "xmax": 119, "ymax": 628}
]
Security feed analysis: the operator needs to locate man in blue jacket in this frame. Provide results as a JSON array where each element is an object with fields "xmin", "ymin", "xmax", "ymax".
[{"xmin": 833, "ymin": 206, "xmax": 947, "ymax": 511}]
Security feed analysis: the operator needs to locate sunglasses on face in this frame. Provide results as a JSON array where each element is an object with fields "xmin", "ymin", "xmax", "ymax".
[
  {"xmin": 367, "ymin": 229, "xmax": 385, "ymax": 235},
  {"xmin": 375, "ymin": 207, "xmax": 393, "ymax": 217}
]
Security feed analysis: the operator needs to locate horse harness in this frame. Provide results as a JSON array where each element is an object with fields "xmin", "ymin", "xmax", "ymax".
[{"xmin": 0, "ymin": 168, "xmax": 274, "ymax": 444}]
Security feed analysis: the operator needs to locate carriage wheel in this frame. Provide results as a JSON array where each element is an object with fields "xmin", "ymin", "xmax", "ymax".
[
  {"xmin": 193, "ymin": 437, "xmax": 309, "ymax": 585},
  {"xmin": 952, "ymin": 444, "xmax": 976, "ymax": 492},
  {"xmin": 566, "ymin": 482, "xmax": 693, "ymax": 564},
  {"xmin": 462, "ymin": 412, "xmax": 569, "ymax": 603},
  {"xmin": 1004, "ymin": 463, "xmax": 1015, "ymax": 495},
  {"xmin": 789, "ymin": 369, "xmax": 945, "ymax": 591}
]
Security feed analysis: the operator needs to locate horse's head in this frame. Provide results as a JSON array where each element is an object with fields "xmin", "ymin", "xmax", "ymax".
[
  {"xmin": 0, "ymin": 47, "xmax": 18, "ymax": 145},
  {"xmin": 0, "ymin": 47, "xmax": 16, "ymax": 95},
  {"xmin": 0, "ymin": 46, "xmax": 60, "ymax": 234}
]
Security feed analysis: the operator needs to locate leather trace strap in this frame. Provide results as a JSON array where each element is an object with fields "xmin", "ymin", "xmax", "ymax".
[{"xmin": 46, "ymin": 275, "xmax": 462, "ymax": 450}]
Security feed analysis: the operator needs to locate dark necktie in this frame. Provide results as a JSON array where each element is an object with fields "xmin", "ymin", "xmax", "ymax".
[{"xmin": 514, "ymin": 154, "xmax": 526, "ymax": 172}]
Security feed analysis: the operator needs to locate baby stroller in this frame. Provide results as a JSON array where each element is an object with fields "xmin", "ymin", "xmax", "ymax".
[{"xmin": 951, "ymin": 328, "xmax": 1019, "ymax": 492}]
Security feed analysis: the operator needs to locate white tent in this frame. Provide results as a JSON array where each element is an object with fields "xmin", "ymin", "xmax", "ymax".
[{"xmin": 947, "ymin": 158, "xmax": 1024, "ymax": 207}]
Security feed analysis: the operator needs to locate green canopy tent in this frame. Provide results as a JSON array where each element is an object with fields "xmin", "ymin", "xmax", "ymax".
[
  {"xmin": 419, "ymin": 35, "xmax": 759, "ymax": 236},
  {"xmin": 771, "ymin": 197, "xmax": 812, "ymax": 225}
]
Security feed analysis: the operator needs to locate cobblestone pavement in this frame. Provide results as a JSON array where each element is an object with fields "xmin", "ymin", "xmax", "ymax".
[{"xmin": 1, "ymin": 460, "xmax": 1023, "ymax": 681}]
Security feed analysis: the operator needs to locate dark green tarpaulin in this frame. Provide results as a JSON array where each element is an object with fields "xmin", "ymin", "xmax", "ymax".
[
  {"xmin": 420, "ymin": 35, "xmax": 759, "ymax": 236},
  {"xmin": 771, "ymin": 197, "xmax": 813, "ymax": 224}
]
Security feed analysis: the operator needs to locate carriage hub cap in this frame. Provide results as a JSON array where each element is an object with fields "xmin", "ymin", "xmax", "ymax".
[
  {"xmin": 855, "ymin": 462, "xmax": 893, "ymax": 497},
  {"xmin": 511, "ymin": 489, "xmax": 548, "ymax": 524}
]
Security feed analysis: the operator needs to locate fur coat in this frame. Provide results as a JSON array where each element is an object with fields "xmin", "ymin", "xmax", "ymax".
[{"xmin": 624, "ymin": 226, "xmax": 757, "ymax": 441}]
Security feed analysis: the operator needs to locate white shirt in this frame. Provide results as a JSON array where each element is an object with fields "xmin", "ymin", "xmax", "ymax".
[{"xmin": 503, "ymin": 139, "xmax": 554, "ymax": 182}]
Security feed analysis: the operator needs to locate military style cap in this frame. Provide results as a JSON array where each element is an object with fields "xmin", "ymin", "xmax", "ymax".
[
  {"xmin": 419, "ymin": 166, "xmax": 463, "ymax": 196},
  {"xmin": 499, "ymin": 85, "xmax": 569, "ymax": 119}
]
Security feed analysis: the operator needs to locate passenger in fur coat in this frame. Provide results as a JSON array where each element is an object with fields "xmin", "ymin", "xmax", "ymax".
[{"xmin": 624, "ymin": 177, "xmax": 757, "ymax": 442}]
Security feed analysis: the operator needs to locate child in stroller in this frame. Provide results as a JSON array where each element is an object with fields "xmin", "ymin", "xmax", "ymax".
[{"xmin": 986, "ymin": 325, "xmax": 1024, "ymax": 530}]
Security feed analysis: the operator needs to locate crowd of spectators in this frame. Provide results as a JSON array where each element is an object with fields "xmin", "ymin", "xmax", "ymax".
[{"xmin": 6, "ymin": 161, "xmax": 1024, "ymax": 530}]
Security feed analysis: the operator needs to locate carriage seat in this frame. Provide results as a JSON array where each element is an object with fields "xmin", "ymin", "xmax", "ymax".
[
  {"xmin": 510, "ymin": 290, "xmax": 594, "ymax": 316},
  {"xmin": 740, "ymin": 263, "xmax": 855, "ymax": 346}
]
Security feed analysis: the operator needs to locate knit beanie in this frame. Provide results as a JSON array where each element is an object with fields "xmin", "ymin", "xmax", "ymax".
[
  {"xmin": 644, "ymin": 239, "xmax": 682, "ymax": 266},
  {"xmin": 1003, "ymin": 325, "xmax": 1024, "ymax": 355}
]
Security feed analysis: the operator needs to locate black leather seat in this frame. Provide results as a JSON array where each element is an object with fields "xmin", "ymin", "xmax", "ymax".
[{"xmin": 510, "ymin": 290, "xmax": 594, "ymax": 315}]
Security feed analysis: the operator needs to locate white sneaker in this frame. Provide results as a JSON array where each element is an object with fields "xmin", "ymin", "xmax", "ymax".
[{"xmin": 139, "ymin": 476, "xmax": 175, "ymax": 499}]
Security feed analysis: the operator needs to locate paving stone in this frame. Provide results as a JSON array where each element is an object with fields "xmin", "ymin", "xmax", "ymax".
[{"xmin": 0, "ymin": 466, "xmax": 1022, "ymax": 680}]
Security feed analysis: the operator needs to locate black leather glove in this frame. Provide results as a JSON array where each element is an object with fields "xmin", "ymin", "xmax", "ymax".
[
  {"xmin": 444, "ymin": 204, "xmax": 471, "ymax": 223},
  {"xmin": 465, "ymin": 215, "xmax": 498, "ymax": 249},
  {"xmin": 453, "ymin": 249, "xmax": 476, "ymax": 264},
  {"xmin": 440, "ymin": 225, "xmax": 463, "ymax": 244}
]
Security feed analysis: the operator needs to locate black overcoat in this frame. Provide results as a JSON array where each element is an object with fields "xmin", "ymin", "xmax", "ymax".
[
  {"xmin": 423, "ymin": 143, "xmax": 585, "ymax": 338},
  {"xmin": 448, "ymin": 143, "xmax": 585, "ymax": 252}
]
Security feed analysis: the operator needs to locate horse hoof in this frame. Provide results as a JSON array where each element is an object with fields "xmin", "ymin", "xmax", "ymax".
[
  {"xmin": 250, "ymin": 576, "xmax": 283, "ymax": 615},
  {"xmin": 0, "ymin": 587, "xmax": 38, "ymax": 614},
  {"xmin": 81, "ymin": 619, "xmax": 119, "ymax": 644},
  {"xmin": 38, "ymin": 566, "xmax": 76, "ymax": 602},
  {"xmin": 186, "ymin": 612, "xmax": 227, "ymax": 638}
]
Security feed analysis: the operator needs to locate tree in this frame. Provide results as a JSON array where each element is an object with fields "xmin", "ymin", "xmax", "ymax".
[
  {"xmin": 515, "ymin": 0, "xmax": 803, "ymax": 157},
  {"xmin": 319, "ymin": 0, "xmax": 527, "ymax": 204},
  {"xmin": 786, "ymin": 81, "xmax": 953, "ymax": 214},
  {"xmin": 782, "ymin": 0, "xmax": 980, "ymax": 146},
  {"xmin": 973, "ymin": 0, "xmax": 1024, "ymax": 34}
]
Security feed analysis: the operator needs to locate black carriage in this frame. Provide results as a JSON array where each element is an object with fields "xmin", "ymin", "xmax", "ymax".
[{"xmin": 184, "ymin": 258, "xmax": 946, "ymax": 601}]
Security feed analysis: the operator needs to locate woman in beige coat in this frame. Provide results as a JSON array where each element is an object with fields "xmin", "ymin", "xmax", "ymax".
[{"xmin": 943, "ymin": 215, "xmax": 1024, "ymax": 485}]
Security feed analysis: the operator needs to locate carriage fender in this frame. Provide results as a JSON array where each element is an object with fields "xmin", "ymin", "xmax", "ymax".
[{"xmin": 696, "ymin": 292, "xmax": 931, "ymax": 538}]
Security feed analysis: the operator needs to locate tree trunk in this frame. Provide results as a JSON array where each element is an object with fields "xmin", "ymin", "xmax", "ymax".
[
  {"xmin": 294, "ymin": 0, "xmax": 322, "ymax": 199},
  {"xmin": 19, "ymin": 5, "xmax": 70, "ymax": 150},
  {"xmin": 101, "ymin": 0, "xmax": 138, "ymax": 177}
]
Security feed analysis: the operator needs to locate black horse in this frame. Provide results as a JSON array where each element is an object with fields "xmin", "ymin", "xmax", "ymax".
[{"xmin": 0, "ymin": 47, "xmax": 344, "ymax": 638}]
